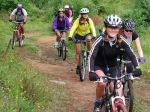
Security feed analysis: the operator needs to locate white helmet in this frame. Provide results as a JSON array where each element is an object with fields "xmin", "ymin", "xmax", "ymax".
[
  {"xmin": 80, "ymin": 8, "xmax": 89, "ymax": 14},
  {"xmin": 64, "ymin": 5, "xmax": 69, "ymax": 9},
  {"xmin": 58, "ymin": 8, "xmax": 64, "ymax": 12},
  {"xmin": 104, "ymin": 15, "xmax": 122, "ymax": 28}
]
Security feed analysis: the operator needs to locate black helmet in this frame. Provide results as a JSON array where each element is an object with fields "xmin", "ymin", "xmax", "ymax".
[
  {"xmin": 123, "ymin": 19, "xmax": 135, "ymax": 31},
  {"xmin": 104, "ymin": 14, "xmax": 122, "ymax": 28}
]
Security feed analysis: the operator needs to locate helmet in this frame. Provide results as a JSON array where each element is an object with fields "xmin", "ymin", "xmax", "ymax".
[
  {"xmin": 104, "ymin": 15, "xmax": 122, "ymax": 28},
  {"xmin": 80, "ymin": 8, "xmax": 89, "ymax": 14},
  {"xmin": 17, "ymin": 3, "xmax": 23, "ymax": 9},
  {"xmin": 123, "ymin": 19, "xmax": 135, "ymax": 31},
  {"xmin": 58, "ymin": 8, "xmax": 64, "ymax": 12},
  {"xmin": 64, "ymin": 5, "xmax": 69, "ymax": 9}
]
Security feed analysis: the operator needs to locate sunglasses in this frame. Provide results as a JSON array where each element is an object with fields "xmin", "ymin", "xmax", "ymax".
[
  {"xmin": 81, "ymin": 13, "xmax": 88, "ymax": 15},
  {"xmin": 125, "ymin": 30, "xmax": 133, "ymax": 32},
  {"xmin": 107, "ymin": 26, "xmax": 120, "ymax": 29}
]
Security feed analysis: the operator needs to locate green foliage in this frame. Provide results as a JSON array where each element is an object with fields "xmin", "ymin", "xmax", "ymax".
[
  {"xmin": 0, "ymin": 17, "xmax": 69, "ymax": 111},
  {"xmin": 0, "ymin": 0, "xmax": 17, "ymax": 10}
]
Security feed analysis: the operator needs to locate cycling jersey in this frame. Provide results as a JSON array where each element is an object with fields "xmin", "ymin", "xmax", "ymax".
[
  {"xmin": 121, "ymin": 31, "xmax": 139, "ymax": 73},
  {"xmin": 52, "ymin": 16, "xmax": 70, "ymax": 31},
  {"xmin": 121, "ymin": 32, "xmax": 138, "ymax": 45},
  {"xmin": 65, "ymin": 8, "xmax": 73, "ymax": 18},
  {"xmin": 89, "ymin": 35, "xmax": 139, "ymax": 72},
  {"xmin": 11, "ymin": 8, "xmax": 27, "ymax": 22},
  {"xmin": 69, "ymin": 18, "xmax": 96, "ymax": 37}
]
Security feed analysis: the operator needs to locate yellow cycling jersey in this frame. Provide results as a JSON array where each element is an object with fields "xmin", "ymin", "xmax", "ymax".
[{"xmin": 69, "ymin": 18, "xmax": 96, "ymax": 37}]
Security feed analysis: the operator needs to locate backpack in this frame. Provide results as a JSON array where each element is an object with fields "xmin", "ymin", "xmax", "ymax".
[{"xmin": 15, "ymin": 9, "xmax": 24, "ymax": 22}]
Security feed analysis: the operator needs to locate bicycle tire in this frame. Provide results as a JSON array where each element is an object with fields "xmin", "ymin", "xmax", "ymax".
[
  {"xmin": 20, "ymin": 34, "xmax": 24, "ymax": 46},
  {"xmin": 100, "ymin": 102, "xmax": 111, "ymax": 112},
  {"xmin": 57, "ymin": 41, "xmax": 62, "ymax": 57},
  {"xmin": 79, "ymin": 51, "xmax": 86, "ymax": 81},
  {"xmin": 12, "ymin": 31, "xmax": 17, "ymax": 49},
  {"xmin": 62, "ymin": 40, "xmax": 67, "ymax": 60},
  {"xmin": 123, "ymin": 80, "xmax": 133, "ymax": 112},
  {"xmin": 115, "ymin": 102, "xmax": 128, "ymax": 112},
  {"xmin": 18, "ymin": 31, "xmax": 21, "ymax": 47}
]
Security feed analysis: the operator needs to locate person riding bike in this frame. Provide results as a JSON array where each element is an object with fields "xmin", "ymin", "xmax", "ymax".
[
  {"xmin": 9, "ymin": 3, "xmax": 28, "ymax": 39},
  {"xmin": 88, "ymin": 15, "xmax": 142, "ymax": 112},
  {"xmin": 68, "ymin": 8, "xmax": 96, "ymax": 74},
  {"xmin": 52, "ymin": 8, "xmax": 70, "ymax": 48},
  {"xmin": 120, "ymin": 19, "xmax": 145, "ymax": 74},
  {"xmin": 64, "ymin": 5, "xmax": 73, "ymax": 24}
]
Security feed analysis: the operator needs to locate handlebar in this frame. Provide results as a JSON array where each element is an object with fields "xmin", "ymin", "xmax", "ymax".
[
  {"xmin": 11, "ymin": 21, "xmax": 23, "ymax": 24},
  {"xmin": 58, "ymin": 29, "xmax": 69, "ymax": 33},
  {"xmin": 117, "ymin": 58, "xmax": 131, "ymax": 64},
  {"xmin": 94, "ymin": 74, "xmax": 140, "ymax": 83}
]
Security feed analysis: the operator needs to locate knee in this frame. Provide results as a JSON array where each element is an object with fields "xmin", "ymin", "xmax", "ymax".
[
  {"xmin": 97, "ymin": 82, "xmax": 106, "ymax": 87},
  {"xmin": 86, "ymin": 35, "xmax": 92, "ymax": 42}
]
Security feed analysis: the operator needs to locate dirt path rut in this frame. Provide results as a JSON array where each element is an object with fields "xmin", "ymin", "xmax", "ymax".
[{"xmin": 18, "ymin": 34, "xmax": 96, "ymax": 112}]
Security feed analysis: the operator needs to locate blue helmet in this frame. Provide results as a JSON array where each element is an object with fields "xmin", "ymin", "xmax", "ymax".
[{"xmin": 17, "ymin": 3, "xmax": 23, "ymax": 9}]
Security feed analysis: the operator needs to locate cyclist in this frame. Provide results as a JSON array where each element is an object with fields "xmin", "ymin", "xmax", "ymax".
[
  {"xmin": 88, "ymin": 15, "xmax": 142, "ymax": 112},
  {"xmin": 9, "ymin": 3, "xmax": 27, "ymax": 38},
  {"xmin": 64, "ymin": 5, "xmax": 73, "ymax": 24},
  {"xmin": 121, "ymin": 19, "xmax": 145, "ymax": 74},
  {"xmin": 68, "ymin": 8, "xmax": 96, "ymax": 74},
  {"xmin": 52, "ymin": 8, "xmax": 70, "ymax": 48}
]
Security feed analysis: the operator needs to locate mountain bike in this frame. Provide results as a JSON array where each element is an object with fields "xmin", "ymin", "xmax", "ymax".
[
  {"xmin": 11, "ymin": 21, "xmax": 24, "ymax": 49},
  {"xmin": 79, "ymin": 40, "xmax": 88, "ymax": 81},
  {"xmin": 57, "ymin": 30, "xmax": 68, "ymax": 60},
  {"xmin": 95, "ymin": 72, "xmax": 139, "ymax": 112},
  {"xmin": 120, "ymin": 60, "xmax": 140, "ymax": 112}
]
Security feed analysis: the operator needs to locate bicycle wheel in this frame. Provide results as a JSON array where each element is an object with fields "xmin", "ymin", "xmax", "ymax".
[
  {"xmin": 79, "ymin": 51, "xmax": 87, "ymax": 81},
  {"xmin": 101, "ymin": 102, "xmax": 111, "ymax": 112},
  {"xmin": 115, "ymin": 102, "xmax": 128, "ymax": 112},
  {"xmin": 20, "ymin": 34, "xmax": 24, "ymax": 46},
  {"xmin": 57, "ymin": 41, "xmax": 62, "ymax": 57},
  {"xmin": 12, "ymin": 31, "xmax": 17, "ymax": 49},
  {"xmin": 123, "ymin": 80, "xmax": 133, "ymax": 112},
  {"xmin": 18, "ymin": 31, "xmax": 21, "ymax": 47},
  {"xmin": 61, "ymin": 40, "xmax": 67, "ymax": 60}
]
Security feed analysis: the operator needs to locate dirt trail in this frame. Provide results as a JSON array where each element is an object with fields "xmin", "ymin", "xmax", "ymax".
[
  {"xmin": 18, "ymin": 33, "xmax": 150, "ymax": 111},
  {"xmin": 18, "ymin": 34, "xmax": 96, "ymax": 112}
]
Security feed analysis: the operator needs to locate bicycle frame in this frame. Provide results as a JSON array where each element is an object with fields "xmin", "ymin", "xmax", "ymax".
[
  {"xmin": 57, "ymin": 30, "xmax": 68, "ymax": 60},
  {"xmin": 95, "ymin": 75, "xmax": 129, "ymax": 111},
  {"xmin": 12, "ymin": 21, "xmax": 23, "ymax": 47}
]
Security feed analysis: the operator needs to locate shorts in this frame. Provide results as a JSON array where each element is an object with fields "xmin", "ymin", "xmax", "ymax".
[
  {"xmin": 94, "ymin": 66, "xmax": 121, "ymax": 78},
  {"xmin": 123, "ymin": 54, "xmax": 133, "ymax": 73},
  {"xmin": 74, "ymin": 33, "xmax": 92, "ymax": 43}
]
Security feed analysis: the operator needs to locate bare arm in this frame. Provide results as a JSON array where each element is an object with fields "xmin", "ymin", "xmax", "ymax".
[
  {"xmin": 9, "ymin": 9, "xmax": 17, "ymax": 20},
  {"xmin": 134, "ymin": 37, "xmax": 144, "ymax": 57},
  {"xmin": 22, "ymin": 9, "xmax": 28, "ymax": 22}
]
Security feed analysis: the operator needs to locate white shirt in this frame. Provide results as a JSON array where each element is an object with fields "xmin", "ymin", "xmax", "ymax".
[{"xmin": 11, "ymin": 8, "xmax": 28, "ymax": 16}]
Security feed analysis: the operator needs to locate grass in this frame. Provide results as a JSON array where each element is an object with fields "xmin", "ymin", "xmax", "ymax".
[
  {"xmin": 0, "ymin": 14, "xmax": 69, "ymax": 112},
  {"xmin": 25, "ymin": 44, "xmax": 39, "ymax": 53}
]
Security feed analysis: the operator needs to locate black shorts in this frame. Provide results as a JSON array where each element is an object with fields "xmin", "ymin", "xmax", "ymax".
[
  {"xmin": 74, "ymin": 33, "xmax": 92, "ymax": 43},
  {"xmin": 94, "ymin": 66, "xmax": 121, "ymax": 78}
]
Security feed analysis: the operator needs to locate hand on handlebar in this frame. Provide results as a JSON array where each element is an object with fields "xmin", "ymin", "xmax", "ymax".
[
  {"xmin": 9, "ymin": 19, "xmax": 12, "ymax": 22},
  {"xmin": 92, "ymin": 36, "xmax": 96, "ymax": 40},
  {"xmin": 133, "ymin": 68, "xmax": 142, "ymax": 77},
  {"xmin": 138, "ymin": 57, "xmax": 145, "ymax": 62},
  {"xmin": 23, "ymin": 21, "xmax": 26, "ymax": 24},
  {"xmin": 68, "ymin": 37, "xmax": 73, "ymax": 41}
]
